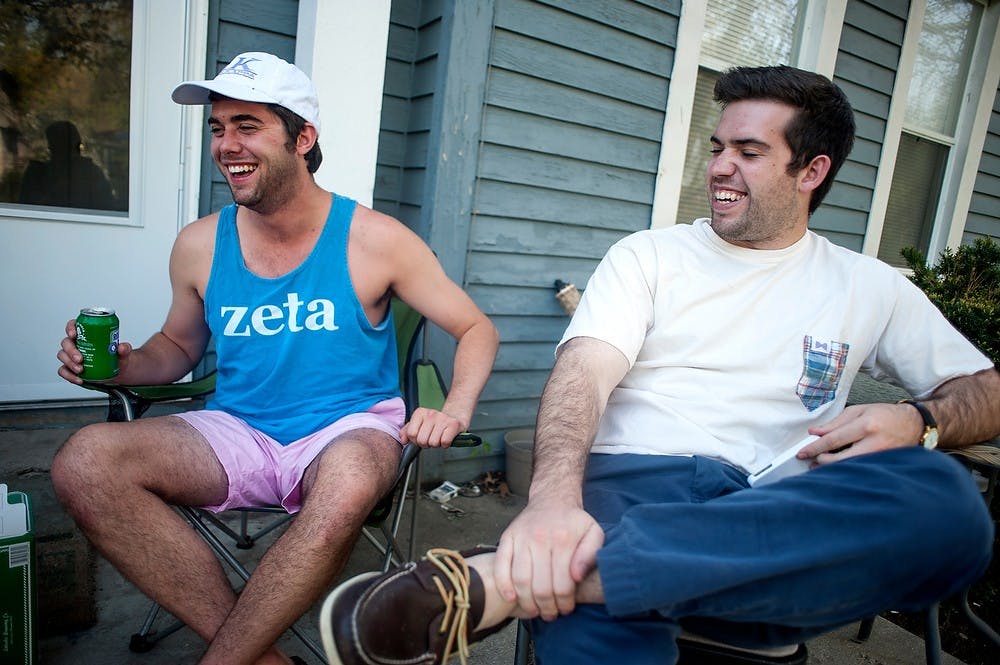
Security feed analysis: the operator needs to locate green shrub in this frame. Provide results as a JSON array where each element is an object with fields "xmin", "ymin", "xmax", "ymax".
[{"xmin": 901, "ymin": 237, "xmax": 1000, "ymax": 366}]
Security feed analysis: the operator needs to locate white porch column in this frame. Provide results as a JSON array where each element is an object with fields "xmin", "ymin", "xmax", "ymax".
[{"xmin": 295, "ymin": 0, "xmax": 391, "ymax": 206}]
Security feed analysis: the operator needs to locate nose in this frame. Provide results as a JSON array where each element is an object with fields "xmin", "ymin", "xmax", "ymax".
[
  {"xmin": 213, "ymin": 127, "xmax": 240, "ymax": 156},
  {"xmin": 707, "ymin": 149, "xmax": 735, "ymax": 180}
]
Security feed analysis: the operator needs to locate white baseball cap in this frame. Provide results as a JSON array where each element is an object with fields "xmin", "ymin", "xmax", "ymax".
[{"xmin": 172, "ymin": 52, "xmax": 321, "ymax": 135}]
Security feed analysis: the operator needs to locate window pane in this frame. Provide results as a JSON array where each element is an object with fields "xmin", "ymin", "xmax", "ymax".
[
  {"xmin": 702, "ymin": 0, "xmax": 801, "ymax": 68},
  {"xmin": 0, "ymin": 1, "xmax": 131, "ymax": 212},
  {"xmin": 878, "ymin": 133, "xmax": 947, "ymax": 267},
  {"xmin": 905, "ymin": 0, "xmax": 982, "ymax": 136},
  {"xmin": 676, "ymin": 69, "xmax": 720, "ymax": 225}
]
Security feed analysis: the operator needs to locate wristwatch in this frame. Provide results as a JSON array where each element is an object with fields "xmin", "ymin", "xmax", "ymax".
[{"xmin": 897, "ymin": 399, "xmax": 939, "ymax": 449}]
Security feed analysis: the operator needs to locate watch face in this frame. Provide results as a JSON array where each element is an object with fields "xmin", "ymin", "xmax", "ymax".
[{"xmin": 923, "ymin": 428, "xmax": 939, "ymax": 450}]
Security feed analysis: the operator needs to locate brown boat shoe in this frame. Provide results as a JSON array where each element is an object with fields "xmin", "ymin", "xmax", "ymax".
[{"xmin": 319, "ymin": 547, "xmax": 512, "ymax": 665}]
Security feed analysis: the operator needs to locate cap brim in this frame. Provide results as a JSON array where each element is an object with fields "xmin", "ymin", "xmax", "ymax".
[{"xmin": 171, "ymin": 79, "xmax": 280, "ymax": 106}]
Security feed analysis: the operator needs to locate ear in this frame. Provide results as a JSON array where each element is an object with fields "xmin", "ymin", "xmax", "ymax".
[
  {"xmin": 798, "ymin": 154, "xmax": 831, "ymax": 194},
  {"xmin": 296, "ymin": 123, "xmax": 319, "ymax": 155}
]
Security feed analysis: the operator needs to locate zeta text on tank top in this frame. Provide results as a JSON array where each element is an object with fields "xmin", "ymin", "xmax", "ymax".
[{"xmin": 203, "ymin": 196, "xmax": 399, "ymax": 444}]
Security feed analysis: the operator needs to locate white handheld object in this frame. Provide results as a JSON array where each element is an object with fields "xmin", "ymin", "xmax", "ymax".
[
  {"xmin": 426, "ymin": 481, "xmax": 461, "ymax": 503},
  {"xmin": 747, "ymin": 436, "xmax": 818, "ymax": 487}
]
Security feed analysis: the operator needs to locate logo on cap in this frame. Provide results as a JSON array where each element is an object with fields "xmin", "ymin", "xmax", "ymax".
[{"xmin": 221, "ymin": 55, "xmax": 262, "ymax": 80}]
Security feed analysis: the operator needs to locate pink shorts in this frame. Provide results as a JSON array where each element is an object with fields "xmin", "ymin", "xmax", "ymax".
[{"xmin": 174, "ymin": 397, "xmax": 405, "ymax": 514}]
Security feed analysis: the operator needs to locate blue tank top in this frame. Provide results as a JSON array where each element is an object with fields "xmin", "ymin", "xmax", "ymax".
[{"xmin": 203, "ymin": 196, "xmax": 400, "ymax": 444}]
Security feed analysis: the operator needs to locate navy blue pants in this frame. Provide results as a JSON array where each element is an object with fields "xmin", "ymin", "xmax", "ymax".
[{"xmin": 530, "ymin": 448, "xmax": 993, "ymax": 664}]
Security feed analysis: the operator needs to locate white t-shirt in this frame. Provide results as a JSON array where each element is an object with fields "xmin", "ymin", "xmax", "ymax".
[{"xmin": 560, "ymin": 219, "xmax": 993, "ymax": 473}]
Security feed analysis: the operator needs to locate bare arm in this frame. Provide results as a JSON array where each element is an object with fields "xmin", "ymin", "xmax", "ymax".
[
  {"xmin": 530, "ymin": 337, "xmax": 629, "ymax": 503},
  {"xmin": 494, "ymin": 336, "xmax": 630, "ymax": 620},
  {"xmin": 806, "ymin": 367, "xmax": 1000, "ymax": 463},
  {"xmin": 57, "ymin": 218, "xmax": 213, "ymax": 386},
  {"xmin": 926, "ymin": 368, "xmax": 1000, "ymax": 447},
  {"xmin": 396, "ymin": 278, "xmax": 497, "ymax": 446},
  {"xmin": 367, "ymin": 213, "xmax": 498, "ymax": 447}
]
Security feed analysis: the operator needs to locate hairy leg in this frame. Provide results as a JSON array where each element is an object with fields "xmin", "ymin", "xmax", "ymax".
[
  {"xmin": 51, "ymin": 416, "xmax": 237, "ymax": 642},
  {"xmin": 200, "ymin": 428, "xmax": 401, "ymax": 665}
]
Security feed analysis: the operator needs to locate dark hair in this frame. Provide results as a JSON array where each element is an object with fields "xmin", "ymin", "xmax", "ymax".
[
  {"xmin": 268, "ymin": 103, "xmax": 323, "ymax": 174},
  {"xmin": 46, "ymin": 121, "xmax": 83, "ymax": 154},
  {"xmin": 714, "ymin": 65, "xmax": 855, "ymax": 214}
]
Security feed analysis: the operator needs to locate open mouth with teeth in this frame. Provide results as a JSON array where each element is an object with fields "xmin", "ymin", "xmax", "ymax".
[
  {"xmin": 227, "ymin": 164, "xmax": 258, "ymax": 179},
  {"xmin": 713, "ymin": 189, "xmax": 747, "ymax": 210},
  {"xmin": 715, "ymin": 190, "xmax": 746, "ymax": 202}
]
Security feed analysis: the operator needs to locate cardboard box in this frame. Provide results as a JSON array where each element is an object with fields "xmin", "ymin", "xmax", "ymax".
[{"xmin": 0, "ymin": 483, "xmax": 35, "ymax": 665}]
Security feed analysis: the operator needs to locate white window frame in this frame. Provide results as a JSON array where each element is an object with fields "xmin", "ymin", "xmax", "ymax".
[
  {"xmin": 929, "ymin": 1, "xmax": 1000, "ymax": 255},
  {"xmin": 0, "ymin": 0, "xmax": 207, "ymax": 231},
  {"xmin": 864, "ymin": 0, "xmax": 1000, "ymax": 260}
]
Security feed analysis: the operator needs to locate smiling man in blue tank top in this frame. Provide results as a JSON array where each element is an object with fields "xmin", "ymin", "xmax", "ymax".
[{"xmin": 53, "ymin": 52, "xmax": 499, "ymax": 665}]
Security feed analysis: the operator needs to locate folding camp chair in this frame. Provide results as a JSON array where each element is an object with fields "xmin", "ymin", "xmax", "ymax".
[{"xmin": 78, "ymin": 298, "xmax": 474, "ymax": 663}]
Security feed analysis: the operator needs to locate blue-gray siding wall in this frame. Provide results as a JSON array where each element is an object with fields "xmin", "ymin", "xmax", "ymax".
[
  {"xmin": 200, "ymin": 0, "xmax": 299, "ymax": 217},
  {"xmin": 466, "ymin": 0, "xmax": 682, "ymax": 467},
  {"xmin": 812, "ymin": 0, "xmax": 908, "ymax": 252},
  {"xmin": 965, "ymin": 86, "xmax": 1000, "ymax": 244},
  {"xmin": 374, "ymin": 0, "xmax": 444, "ymax": 240}
]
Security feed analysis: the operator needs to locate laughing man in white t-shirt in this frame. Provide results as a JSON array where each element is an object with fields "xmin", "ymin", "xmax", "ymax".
[{"xmin": 321, "ymin": 65, "xmax": 1000, "ymax": 665}]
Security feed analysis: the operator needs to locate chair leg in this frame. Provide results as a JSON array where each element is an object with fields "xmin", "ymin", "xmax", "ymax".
[
  {"xmin": 128, "ymin": 600, "xmax": 185, "ymax": 653},
  {"xmin": 858, "ymin": 606, "xmax": 942, "ymax": 665},
  {"xmin": 289, "ymin": 621, "xmax": 328, "ymax": 663},
  {"xmin": 981, "ymin": 466, "xmax": 998, "ymax": 508},
  {"xmin": 854, "ymin": 616, "xmax": 875, "ymax": 642},
  {"xmin": 386, "ymin": 461, "xmax": 416, "ymax": 565},
  {"xmin": 513, "ymin": 620, "xmax": 532, "ymax": 665},
  {"xmin": 407, "ymin": 454, "xmax": 422, "ymax": 562},
  {"xmin": 959, "ymin": 587, "xmax": 1000, "ymax": 648},
  {"xmin": 923, "ymin": 602, "xmax": 941, "ymax": 665}
]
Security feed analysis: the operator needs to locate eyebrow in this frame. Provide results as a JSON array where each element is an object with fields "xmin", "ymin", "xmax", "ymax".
[
  {"xmin": 207, "ymin": 113, "xmax": 265, "ymax": 126},
  {"xmin": 710, "ymin": 135, "xmax": 772, "ymax": 150}
]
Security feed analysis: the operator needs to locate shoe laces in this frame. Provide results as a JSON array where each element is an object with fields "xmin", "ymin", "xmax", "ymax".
[{"xmin": 426, "ymin": 548, "xmax": 473, "ymax": 665}]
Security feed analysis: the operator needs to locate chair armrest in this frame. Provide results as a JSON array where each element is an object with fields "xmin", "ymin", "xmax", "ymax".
[
  {"xmin": 79, "ymin": 372, "xmax": 217, "ymax": 422},
  {"xmin": 946, "ymin": 438, "xmax": 1000, "ymax": 470},
  {"xmin": 452, "ymin": 432, "xmax": 482, "ymax": 448}
]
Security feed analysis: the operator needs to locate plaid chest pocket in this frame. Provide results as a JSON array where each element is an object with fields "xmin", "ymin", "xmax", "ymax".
[{"xmin": 796, "ymin": 335, "xmax": 850, "ymax": 411}]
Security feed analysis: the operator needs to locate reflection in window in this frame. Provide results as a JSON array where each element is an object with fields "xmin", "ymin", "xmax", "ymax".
[
  {"xmin": 905, "ymin": 0, "xmax": 980, "ymax": 136},
  {"xmin": 0, "ymin": 1, "xmax": 131, "ymax": 213}
]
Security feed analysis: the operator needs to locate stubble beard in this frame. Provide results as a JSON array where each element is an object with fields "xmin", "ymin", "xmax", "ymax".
[
  {"xmin": 226, "ymin": 152, "xmax": 299, "ymax": 215},
  {"xmin": 710, "ymin": 184, "xmax": 800, "ymax": 247},
  {"xmin": 712, "ymin": 199, "xmax": 764, "ymax": 244}
]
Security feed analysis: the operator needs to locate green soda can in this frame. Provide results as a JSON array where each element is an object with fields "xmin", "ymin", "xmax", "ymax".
[{"xmin": 76, "ymin": 307, "xmax": 120, "ymax": 381}]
